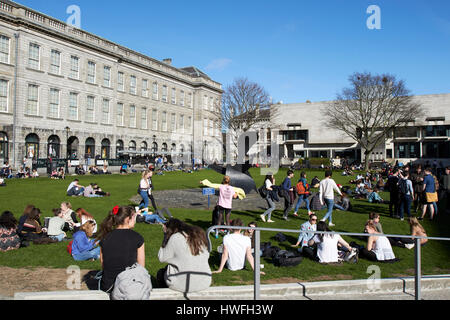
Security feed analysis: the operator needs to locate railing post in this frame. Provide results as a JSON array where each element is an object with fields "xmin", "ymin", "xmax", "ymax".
[
  {"xmin": 254, "ymin": 229, "xmax": 260, "ymax": 300},
  {"xmin": 415, "ymin": 237, "xmax": 421, "ymax": 300}
]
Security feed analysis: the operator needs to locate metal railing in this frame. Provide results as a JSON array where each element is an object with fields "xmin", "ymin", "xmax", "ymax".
[{"xmin": 206, "ymin": 225, "xmax": 450, "ymax": 300}]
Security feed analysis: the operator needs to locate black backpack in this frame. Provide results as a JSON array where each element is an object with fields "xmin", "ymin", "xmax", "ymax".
[
  {"xmin": 272, "ymin": 250, "xmax": 303, "ymax": 267},
  {"xmin": 262, "ymin": 246, "xmax": 280, "ymax": 259},
  {"xmin": 258, "ymin": 185, "xmax": 268, "ymax": 198},
  {"xmin": 274, "ymin": 232, "xmax": 287, "ymax": 242},
  {"xmin": 398, "ymin": 179, "xmax": 409, "ymax": 195}
]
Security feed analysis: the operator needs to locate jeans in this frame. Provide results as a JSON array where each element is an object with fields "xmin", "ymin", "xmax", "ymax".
[
  {"xmin": 334, "ymin": 203, "xmax": 346, "ymax": 211},
  {"xmin": 399, "ymin": 194, "xmax": 412, "ymax": 219},
  {"xmin": 144, "ymin": 213, "xmax": 166, "ymax": 224},
  {"xmin": 294, "ymin": 194, "xmax": 310, "ymax": 212},
  {"xmin": 322, "ymin": 198, "xmax": 334, "ymax": 224},
  {"xmin": 139, "ymin": 190, "xmax": 150, "ymax": 209},
  {"xmin": 72, "ymin": 246, "xmax": 101, "ymax": 261},
  {"xmin": 49, "ymin": 234, "xmax": 65, "ymax": 242},
  {"xmin": 262, "ymin": 197, "xmax": 276, "ymax": 220}
]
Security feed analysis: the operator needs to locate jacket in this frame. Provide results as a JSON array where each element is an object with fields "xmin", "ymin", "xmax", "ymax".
[{"xmin": 111, "ymin": 263, "xmax": 152, "ymax": 300}]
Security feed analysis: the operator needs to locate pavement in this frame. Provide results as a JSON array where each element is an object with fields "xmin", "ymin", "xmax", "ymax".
[{"xmin": 9, "ymin": 275, "xmax": 450, "ymax": 300}]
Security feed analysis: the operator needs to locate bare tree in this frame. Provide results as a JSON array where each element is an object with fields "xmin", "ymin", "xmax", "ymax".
[
  {"xmin": 213, "ymin": 77, "xmax": 278, "ymax": 162},
  {"xmin": 323, "ymin": 72, "xmax": 424, "ymax": 171}
]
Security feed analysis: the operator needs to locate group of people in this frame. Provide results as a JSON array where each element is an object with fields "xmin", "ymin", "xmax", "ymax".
[
  {"xmin": 66, "ymin": 179, "xmax": 110, "ymax": 197},
  {"xmin": 1, "ymin": 161, "xmax": 39, "ymax": 179}
]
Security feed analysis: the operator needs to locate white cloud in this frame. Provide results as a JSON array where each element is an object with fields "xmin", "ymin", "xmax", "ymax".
[{"xmin": 205, "ymin": 58, "xmax": 232, "ymax": 71}]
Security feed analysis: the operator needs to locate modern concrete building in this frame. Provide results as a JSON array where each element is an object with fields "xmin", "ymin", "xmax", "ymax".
[
  {"xmin": 0, "ymin": 0, "xmax": 223, "ymax": 171},
  {"xmin": 270, "ymin": 93, "xmax": 450, "ymax": 166}
]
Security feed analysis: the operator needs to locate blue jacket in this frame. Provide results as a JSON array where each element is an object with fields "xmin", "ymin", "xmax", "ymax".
[
  {"xmin": 72, "ymin": 231, "xmax": 96, "ymax": 256},
  {"xmin": 282, "ymin": 177, "xmax": 291, "ymax": 191}
]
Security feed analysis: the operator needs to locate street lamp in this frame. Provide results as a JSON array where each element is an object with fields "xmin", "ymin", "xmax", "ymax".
[
  {"xmin": 152, "ymin": 135, "xmax": 156, "ymax": 158},
  {"xmin": 203, "ymin": 140, "xmax": 207, "ymax": 166},
  {"xmin": 65, "ymin": 126, "xmax": 70, "ymax": 173}
]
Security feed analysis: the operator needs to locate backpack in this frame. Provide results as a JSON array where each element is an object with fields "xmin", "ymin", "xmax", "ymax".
[
  {"xmin": 111, "ymin": 263, "xmax": 152, "ymax": 300},
  {"xmin": 262, "ymin": 245, "xmax": 280, "ymax": 259},
  {"xmin": 296, "ymin": 181, "xmax": 309, "ymax": 195},
  {"xmin": 258, "ymin": 185, "xmax": 268, "ymax": 199},
  {"xmin": 272, "ymin": 250, "xmax": 303, "ymax": 267},
  {"xmin": 398, "ymin": 179, "xmax": 408, "ymax": 195},
  {"xmin": 274, "ymin": 232, "xmax": 287, "ymax": 242}
]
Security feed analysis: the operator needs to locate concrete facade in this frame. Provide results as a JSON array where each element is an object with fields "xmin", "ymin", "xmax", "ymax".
[{"xmin": 0, "ymin": 0, "xmax": 223, "ymax": 170}]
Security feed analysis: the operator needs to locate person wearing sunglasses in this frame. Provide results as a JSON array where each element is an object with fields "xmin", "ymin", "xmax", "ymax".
[{"xmin": 291, "ymin": 214, "xmax": 318, "ymax": 252}]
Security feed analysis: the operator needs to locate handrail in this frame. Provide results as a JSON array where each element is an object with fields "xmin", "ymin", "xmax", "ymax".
[{"xmin": 206, "ymin": 225, "xmax": 450, "ymax": 301}]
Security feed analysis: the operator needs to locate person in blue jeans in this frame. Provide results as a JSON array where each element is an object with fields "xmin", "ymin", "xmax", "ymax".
[
  {"xmin": 138, "ymin": 208, "xmax": 166, "ymax": 225},
  {"xmin": 293, "ymin": 172, "xmax": 314, "ymax": 217},
  {"xmin": 138, "ymin": 171, "xmax": 152, "ymax": 210},
  {"xmin": 319, "ymin": 170, "xmax": 342, "ymax": 227},
  {"xmin": 71, "ymin": 221, "xmax": 100, "ymax": 261},
  {"xmin": 398, "ymin": 172, "xmax": 414, "ymax": 221}
]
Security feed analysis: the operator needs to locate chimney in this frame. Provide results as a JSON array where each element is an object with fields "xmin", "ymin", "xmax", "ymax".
[{"xmin": 162, "ymin": 58, "xmax": 172, "ymax": 65}]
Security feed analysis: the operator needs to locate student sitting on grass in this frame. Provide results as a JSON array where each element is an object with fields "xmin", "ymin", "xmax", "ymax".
[
  {"xmin": 213, "ymin": 218, "xmax": 265, "ymax": 275},
  {"xmin": 136, "ymin": 208, "xmax": 166, "ymax": 225},
  {"xmin": 359, "ymin": 221, "xmax": 397, "ymax": 262},
  {"xmin": 71, "ymin": 221, "xmax": 100, "ymax": 261},
  {"xmin": 0, "ymin": 211, "xmax": 21, "ymax": 252},
  {"xmin": 367, "ymin": 187, "xmax": 385, "ymax": 204},
  {"xmin": 17, "ymin": 207, "xmax": 47, "ymax": 241},
  {"xmin": 60, "ymin": 202, "xmax": 79, "ymax": 232},
  {"xmin": 67, "ymin": 179, "xmax": 85, "ymax": 197},
  {"xmin": 75, "ymin": 208, "xmax": 98, "ymax": 234},
  {"xmin": 47, "ymin": 208, "xmax": 67, "ymax": 242}
]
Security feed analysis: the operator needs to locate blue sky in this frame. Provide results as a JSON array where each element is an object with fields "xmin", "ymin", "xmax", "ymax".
[{"xmin": 15, "ymin": 0, "xmax": 450, "ymax": 103}]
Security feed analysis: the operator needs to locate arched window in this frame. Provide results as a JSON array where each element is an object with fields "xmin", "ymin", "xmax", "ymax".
[
  {"xmin": 47, "ymin": 135, "xmax": 60, "ymax": 158},
  {"xmin": 68, "ymin": 136, "xmax": 79, "ymax": 159},
  {"xmin": 140, "ymin": 141, "xmax": 148, "ymax": 152},
  {"xmin": 0, "ymin": 131, "xmax": 8, "ymax": 161},
  {"xmin": 101, "ymin": 138, "xmax": 110, "ymax": 159},
  {"xmin": 179, "ymin": 144, "xmax": 185, "ymax": 158},
  {"xmin": 116, "ymin": 139, "xmax": 124, "ymax": 158},
  {"xmin": 85, "ymin": 137, "xmax": 95, "ymax": 158},
  {"xmin": 25, "ymin": 133, "xmax": 39, "ymax": 160},
  {"xmin": 161, "ymin": 143, "xmax": 168, "ymax": 153},
  {"xmin": 129, "ymin": 140, "xmax": 136, "ymax": 151},
  {"xmin": 152, "ymin": 142, "xmax": 158, "ymax": 156}
]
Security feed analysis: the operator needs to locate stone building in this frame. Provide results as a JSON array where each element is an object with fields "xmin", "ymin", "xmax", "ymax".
[{"xmin": 0, "ymin": 0, "xmax": 223, "ymax": 171}]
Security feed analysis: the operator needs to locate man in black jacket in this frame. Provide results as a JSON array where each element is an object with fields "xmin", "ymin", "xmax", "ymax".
[{"xmin": 387, "ymin": 169, "xmax": 400, "ymax": 218}]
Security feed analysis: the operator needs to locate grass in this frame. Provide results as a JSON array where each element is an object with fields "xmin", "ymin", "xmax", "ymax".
[{"xmin": 1, "ymin": 168, "xmax": 450, "ymax": 287}]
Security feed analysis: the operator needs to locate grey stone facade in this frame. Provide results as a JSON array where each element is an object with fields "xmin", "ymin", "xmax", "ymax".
[{"xmin": 0, "ymin": 0, "xmax": 223, "ymax": 169}]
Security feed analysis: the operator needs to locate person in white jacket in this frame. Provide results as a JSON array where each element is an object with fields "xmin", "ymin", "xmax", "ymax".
[{"xmin": 319, "ymin": 170, "xmax": 342, "ymax": 227}]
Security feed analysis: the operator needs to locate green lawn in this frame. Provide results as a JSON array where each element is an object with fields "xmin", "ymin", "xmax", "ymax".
[{"xmin": 1, "ymin": 168, "xmax": 450, "ymax": 287}]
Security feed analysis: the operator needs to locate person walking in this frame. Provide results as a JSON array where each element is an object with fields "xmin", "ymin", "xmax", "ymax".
[
  {"xmin": 319, "ymin": 170, "xmax": 342, "ymax": 227},
  {"xmin": 398, "ymin": 171, "xmax": 414, "ymax": 221},
  {"xmin": 281, "ymin": 170, "xmax": 295, "ymax": 221},
  {"xmin": 387, "ymin": 169, "xmax": 401, "ymax": 218},
  {"xmin": 260, "ymin": 174, "xmax": 276, "ymax": 223},
  {"xmin": 293, "ymin": 172, "xmax": 314, "ymax": 217},
  {"xmin": 216, "ymin": 175, "xmax": 238, "ymax": 237},
  {"xmin": 420, "ymin": 167, "xmax": 437, "ymax": 220}
]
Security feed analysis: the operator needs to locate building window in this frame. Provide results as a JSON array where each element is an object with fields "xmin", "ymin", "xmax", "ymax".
[
  {"xmin": 141, "ymin": 107, "xmax": 147, "ymax": 129},
  {"xmin": 0, "ymin": 131, "xmax": 8, "ymax": 161},
  {"xmin": 0, "ymin": 35, "xmax": 9, "ymax": 64},
  {"xmin": 118, "ymin": 71, "xmax": 124, "ymax": 91},
  {"xmin": 180, "ymin": 90, "xmax": 185, "ymax": 107},
  {"xmin": 68, "ymin": 92, "xmax": 78, "ymax": 120},
  {"xmin": 203, "ymin": 95, "xmax": 208, "ymax": 110},
  {"xmin": 171, "ymin": 88, "xmax": 176, "ymax": 104},
  {"xmin": 187, "ymin": 116, "xmax": 192, "ymax": 129},
  {"xmin": 130, "ymin": 75, "xmax": 137, "ymax": 95},
  {"xmin": 102, "ymin": 98, "xmax": 110, "ymax": 124},
  {"xmin": 162, "ymin": 85, "xmax": 168, "ymax": 102},
  {"xmin": 87, "ymin": 61, "xmax": 96, "ymax": 84},
  {"xmin": 101, "ymin": 139, "xmax": 110, "ymax": 159},
  {"xmin": 171, "ymin": 113, "xmax": 176, "ymax": 132},
  {"xmin": 152, "ymin": 109, "xmax": 158, "ymax": 131},
  {"xmin": 117, "ymin": 102, "xmax": 124, "ymax": 126},
  {"xmin": 85, "ymin": 137, "xmax": 95, "ymax": 158},
  {"xmin": 282, "ymin": 130, "xmax": 308, "ymax": 141},
  {"xmin": 25, "ymin": 133, "xmax": 39, "ymax": 160},
  {"xmin": 209, "ymin": 97, "xmax": 214, "ymax": 111},
  {"xmin": 28, "ymin": 43, "xmax": 40, "ymax": 70},
  {"xmin": 47, "ymin": 135, "xmax": 60, "ymax": 158},
  {"xmin": 142, "ymin": 79, "xmax": 148, "ymax": 97},
  {"xmin": 116, "ymin": 140, "xmax": 124, "ymax": 158},
  {"xmin": 49, "ymin": 49, "xmax": 61, "ymax": 75},
  {"xmin": 179, "ymin": 114, "xmax": 184, "ymax": 133},
  {"xmin": 26, "ymin": 84, "xmax": 39, "ymax": 115},
  {"xmin": 129, "ymin": 140, "xmax": 136, "ymax": 151},
  {"xmin": 395, "ymin": 142, "xmax": 420, "ymax": 159},
  {"xmin": 423, "ymin": 141, "xmax": 450, "ymax": 159},
  {"xmin": 86, "ymin": 95, "xmax": 95, "ymax": 122},
  {"xmin": 103, "ymin": 66, "xmax": 111, "ymax": 87},
  {"xmin": 152, "ymin": 82, "xmax": 158, "ymax": 100},
  {"xmin": 188, "ymin": 93, "xmax": 193, "ymax": 108},
  {"xmin": 48, "ymin": 88, "xmax": 60, "ymax": 118},
  {"xmin": 424, "ymin": 125, "xmax": 450, "ymax": 137},
  {"xmin": 209, "ymin": 119, "xmax": 214, "ymax": 136},
  {"xmin": 162, "ymin": 111, "xmax": 167, "ymax": 131},
  {"xmin": 129, "ymin": 105, "xmax": 136, "ymax": 127},
  {"xmin": 70, "ymin": 56, "xmax": 79, "ymax": 79},
  {"xmin": 140, "ymin": 141, "xmax": 148, "ymax": 152},
  {"xmin": 162, "ymin": 143, "xmax": 168, "ymax": 153},
  {"xmin": 203, "ymin": 118, "xmax": 208, "ymax": 135},
  {"xmin": 0, "ymin": 79, "xmax": 8, "ymax": 112}
]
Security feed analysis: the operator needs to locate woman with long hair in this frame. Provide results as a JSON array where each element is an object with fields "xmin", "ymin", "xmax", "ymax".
[
  {"xmin": 0, "ymin": 211, "xmax": 21, "ymax": 252},
  {"xmin": 138, "ymin": 170, "xmax": 152, "ymax": 210},
  {"xmin": 97, "ymin": 206, "xmax": 145, "ymax": 293},
  {"xmin": 260, "ymin": 174, "xmax": 276, "ymax": 223},
  {"xmin": 409, "ymin": 217, "xmax": 428, "ymax": 246},
  {"xmin": 216, "ymin": 175, "xmax": 238, "ymax": 237},
  {"xmin": 157, "ymin": 218, "xmax": 211, "ymax": 293},
  {"xmin": 360, "ymin": 221, "xmax": 396, "ymax": 262},
  {"xmin": 75, "ymin": 208, "xmax": 97, "ymax": 234},
  {"xmin": 71, "ymin": 221, "xmax": 99, "ymax": 261}
]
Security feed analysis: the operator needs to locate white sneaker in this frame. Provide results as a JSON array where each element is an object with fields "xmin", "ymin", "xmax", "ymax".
[
  {"xmin": 405, "ymin": 243, "xmax": 415, "ymax": 250},
  {"xmin": 267, "ymin": 219, "xmax": 275, "ymax": 223},
  {"xmin": 329, "ymin": 223, "xmax": 335, "ymax": 227},
  {"xmin": 260, "ymin": 214, "xmax": 266, "ymax": 222},
  {"xmin": 321, "ymin": 218, "xmax": 326, "ymax": 222}
]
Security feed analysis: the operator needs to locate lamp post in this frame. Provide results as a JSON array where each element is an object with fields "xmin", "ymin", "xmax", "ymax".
[
  {"xmin": 65, "ymin": 126, "xmax": 70, "ymax": 174},
  {"xmin": 203, "ymin": 140, "xmax": 207, "ymax": 166},
  {"xmin": 152, "ymin": 135, "xmax": 156, "ymax": 158}
]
